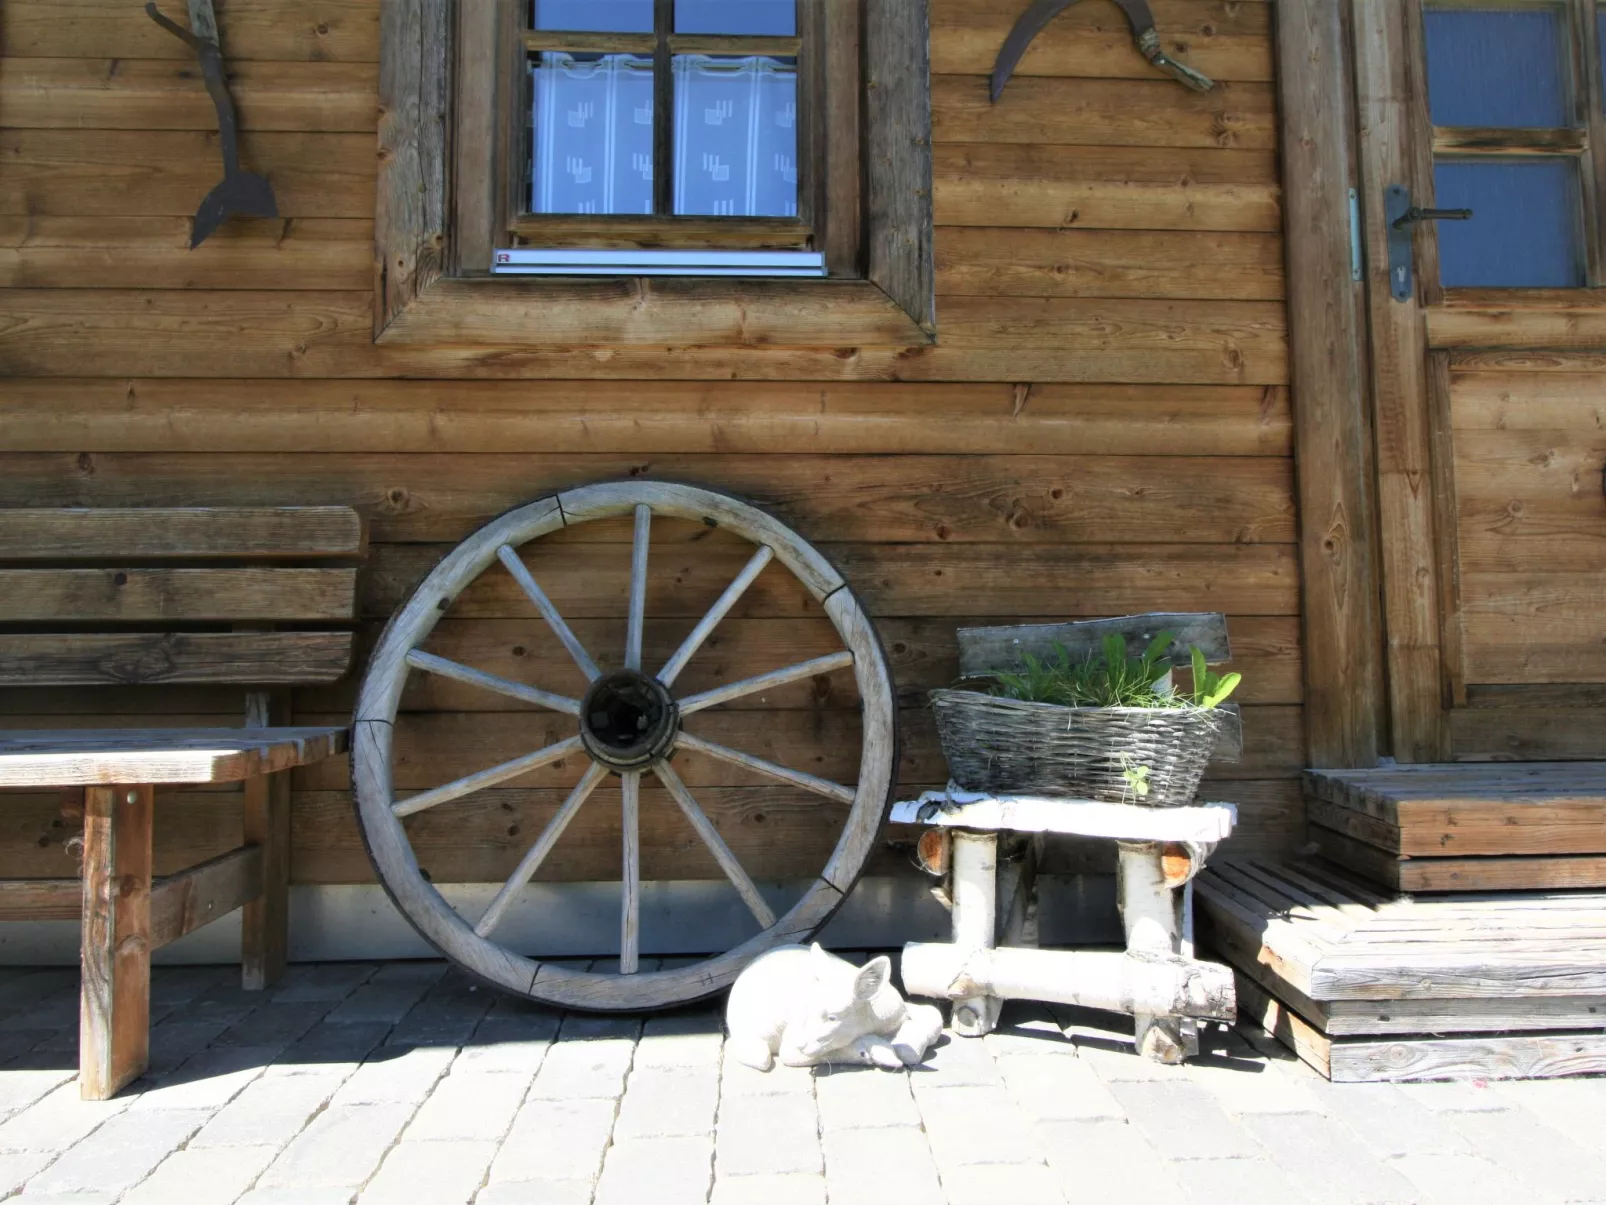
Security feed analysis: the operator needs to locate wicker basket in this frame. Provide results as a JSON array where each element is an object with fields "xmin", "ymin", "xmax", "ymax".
[{"xmin": 929, "ymin": 689, "xmax": 1228, "ymax": 807}]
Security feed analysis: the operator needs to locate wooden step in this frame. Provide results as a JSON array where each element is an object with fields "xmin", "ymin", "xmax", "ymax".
[
  {"xmin": 1195, "ymin": 857, "xmax": 1606, "ymax": 1081},
  {"xmin": 1304, "ymin": 763, "xmax": 1606, "ymax": 893}
]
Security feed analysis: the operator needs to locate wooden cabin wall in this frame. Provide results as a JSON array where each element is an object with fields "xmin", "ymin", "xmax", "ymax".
[{"xmin": 0, "ymin": 2, "xmax": 1300, "ymax": 903}]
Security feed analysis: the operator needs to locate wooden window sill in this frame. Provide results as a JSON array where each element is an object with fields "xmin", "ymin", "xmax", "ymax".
[{"xmin": 375, "ymin": 277, "xmax": 935, "ymax": 347}]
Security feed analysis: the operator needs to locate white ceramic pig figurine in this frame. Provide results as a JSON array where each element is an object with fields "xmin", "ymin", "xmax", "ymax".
[{"xmin": 725, "ymin": 943, "xmax": 943, "ymax": 1071}]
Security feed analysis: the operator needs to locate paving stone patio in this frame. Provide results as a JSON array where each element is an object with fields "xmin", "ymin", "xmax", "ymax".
[{"xmin": 3, "ymin": 958, "xmax": 1605, "ymax": 1204}]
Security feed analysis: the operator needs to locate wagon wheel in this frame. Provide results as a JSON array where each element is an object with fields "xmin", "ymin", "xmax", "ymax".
[{"xmin": 352, "ymin": 481, "xmax": 897, "ymax": 1011}]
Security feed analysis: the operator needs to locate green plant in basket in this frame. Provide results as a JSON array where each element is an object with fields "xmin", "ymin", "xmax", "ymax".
[{"xmin": 986, "ymin": 630, "xmax": 1241, "ymax": 711}]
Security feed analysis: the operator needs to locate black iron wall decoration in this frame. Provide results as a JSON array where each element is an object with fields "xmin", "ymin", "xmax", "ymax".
[
  {"xmin": 145, "ymin": 0, "xmax": 279, "ymax": 247},
  {"xmin": 992, "ymin": 0, "xmax": 1216, "ymax": 102}
]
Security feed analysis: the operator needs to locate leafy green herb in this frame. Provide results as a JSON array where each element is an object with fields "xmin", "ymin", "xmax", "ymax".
[{"xmin": 985, "ymin": 631, "xmax": 1241, "ymax": 711}]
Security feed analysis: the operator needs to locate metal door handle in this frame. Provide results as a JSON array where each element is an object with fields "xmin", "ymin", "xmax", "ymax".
[{"xmin": 1392, "ymin": 206, "xmax": 1473, "ymax": 230}]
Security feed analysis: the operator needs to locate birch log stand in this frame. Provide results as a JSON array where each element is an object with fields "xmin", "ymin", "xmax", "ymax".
[
  {"xmin": 897, "ymin": 614, "xmax": 1241, "ymax": 1063},
  {"xmin": 351, "ymin": 482, "xmax": 897, "ymax": 1011}
]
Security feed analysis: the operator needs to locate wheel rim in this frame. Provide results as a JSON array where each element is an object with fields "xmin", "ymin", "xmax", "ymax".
[{"xmin": 351, "ymin": 481, "xmax": 897, "ymax": 1010}]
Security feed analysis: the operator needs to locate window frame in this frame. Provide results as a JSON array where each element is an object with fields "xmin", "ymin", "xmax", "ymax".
[
  {"xmin": 1415, "ymin": 0, "xmax": 1606, "ymax": 296},
  {"xmin": 375, "ymin": 0, "xmax": 933, "ymax": 347}
]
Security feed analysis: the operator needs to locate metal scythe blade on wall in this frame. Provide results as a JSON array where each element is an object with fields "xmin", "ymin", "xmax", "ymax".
[
  {"xmin": 991, "ymin": 0, "xmax": 1216, "ymax": 102},
  {"xmin": 145, "ymin": 0, "xmax": 279, "ymax": 247}
]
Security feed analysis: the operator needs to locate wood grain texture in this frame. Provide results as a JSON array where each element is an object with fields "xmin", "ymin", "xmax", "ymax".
[
  {"xmin": 0, "ymin": 632, "xmax": 354, "ymax": 687},
  {"xmin": 0, "ymin": 568, "xmax": 356, "ymax": 623},
  {"xmin": 1276, "ymin": 0, "xmax": 1384, "ymax": 768},
  {"xmin": 150, "ymin": 844, "xmax": 265, "ymax": 950},
  {"xmin": 1354, "ymin": 0, "xmax": 1447, "ymax": 762},
  {"xmin": 0, "ymin": 506, "xmax": 363, "ymax": 559},
  {"xmin": 0, "ymin": 381, "xmax": 1293, "ymax": 457},
  {"xmin": 865, "ymin": 0, "xmax": 936, "ymax": 336},
  {"xmin": 2, "ymin": 1, "xmax": 380, "ymax": 62},
  {"xmin": 78, "ymin": 783, "xmax": 152, "ymax": 1100},
  {"xmin": 0, "ymin": 727, "xmax": 348, "ymax": 787}
]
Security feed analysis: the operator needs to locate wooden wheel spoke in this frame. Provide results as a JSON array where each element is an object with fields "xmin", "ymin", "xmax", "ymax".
[
  {"xmin": 405, "ymin": 649, "xmax": 580, "ymax": 715},
  {"xmin": 393, "ymin": 735, "xmax": 584, "ymax": 818},
  {"xmin": 654, "ymin": 761, "xmax": 777, "ymax": 929},
  {"xmin": 625, "ymin": 504, "xmax": 651, "ymax": 672},
  {"xmin": 675, "ymin": 730, "xmax": 856, "ymax": 805},
  {"xmin": 620, "ymin": 770, "xmax": 641, "ymax": 974},
  {"xmin": 657, "ymin": 545, "xmax": 775, "ymax": 687},
  {"xmin": 475, "ymin": 760, "xmax": 609, "ymax": 938},
  {"xmin": 496, "ymin": 544, "xmax": 602, "ymax": 682},
  {"xmin": 678, "ymin": 650, "xmax": 854, "ymax": 716}
]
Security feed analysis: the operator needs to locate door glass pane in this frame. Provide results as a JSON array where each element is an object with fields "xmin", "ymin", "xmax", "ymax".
[
  {"xmin": 673, "ymin": 56, "xmax": 798, "ymax": 217},
  {"xmin": 1424, "ymin": 6, "xmax": 1568, "ymax": 127},
  {"xmin": 1434, "ymin": 159, "xmax": 1584, "ymax": 287},
  {"xmin": 676, "ymin": 0, "xmax": 796, "ymax": 36},
  {"xmin": 533, "ymin": 0, "xmax": 653, "ymax": 33},
  {"xmin": 531, "ymin": 54, "xmax": 656, "ymax": 215}
]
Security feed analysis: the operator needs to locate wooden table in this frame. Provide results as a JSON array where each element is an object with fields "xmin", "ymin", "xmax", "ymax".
[
  {"xmin": 892, "ymin": 788, "xmax": 1239, "ymax": 1063},
  {"xmin": 0, "ymin": 726, "xmax": 347, "ymax": 1097}
]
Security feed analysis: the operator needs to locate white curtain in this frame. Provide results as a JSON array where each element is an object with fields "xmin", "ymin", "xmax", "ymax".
[{"xmin": 531, "ymin": 53, "xmax": 797, "ymax": 218}]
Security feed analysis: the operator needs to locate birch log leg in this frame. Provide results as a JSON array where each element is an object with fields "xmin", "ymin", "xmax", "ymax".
[
  {"xmin": 950, "ymin": 831, "xmax": 1002, "ymax": 1037},
  {"xmin": 80, "ymin": 784, "xmax": 154, "ymax": 1100},
  {"xmin": 1117, "ymin": 840, "xmax": 1185, "ymax": 1063}
]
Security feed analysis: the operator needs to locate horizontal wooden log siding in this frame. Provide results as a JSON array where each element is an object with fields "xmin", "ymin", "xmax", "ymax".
[{"xmin": 0, "ymin": 0, "xmax": 1302, "ymax": 896}]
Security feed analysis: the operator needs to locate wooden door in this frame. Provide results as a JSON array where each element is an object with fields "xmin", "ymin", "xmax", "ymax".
[{"xmin": 1352, "ymin": 0, "xmax": 1606, "ymax": 762}]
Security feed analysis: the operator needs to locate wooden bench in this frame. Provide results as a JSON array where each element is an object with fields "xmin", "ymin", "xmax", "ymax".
[{"xmin": 0, "ymin": 507, "xmax": 364, "ymax": 1098}]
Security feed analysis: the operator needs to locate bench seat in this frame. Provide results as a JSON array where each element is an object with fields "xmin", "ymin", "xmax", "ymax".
[{"xmin": 0, "ymin": 727, "xmax": 349, "ymax": 788}]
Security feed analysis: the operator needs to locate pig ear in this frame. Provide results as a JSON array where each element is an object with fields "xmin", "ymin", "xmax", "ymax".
[{"xmin": 854, "ymin": 956, "xmax": 891, "ymax": 1002}]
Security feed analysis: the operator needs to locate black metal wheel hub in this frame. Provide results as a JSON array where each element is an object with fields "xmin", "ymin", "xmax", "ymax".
[{"xmin": 579, "ymin": 668, "xmax": 680, "ymax": 771}]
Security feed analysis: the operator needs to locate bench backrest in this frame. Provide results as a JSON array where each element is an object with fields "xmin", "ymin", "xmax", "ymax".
[{"xmin": 0, "ymin": 507, "xmax": 365, "ymax": 689}]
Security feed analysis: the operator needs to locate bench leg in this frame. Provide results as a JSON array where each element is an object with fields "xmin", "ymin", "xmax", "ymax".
[
  {"xmin": 949, "ymin": 831, "xmax": 1003, "ymax": 1037},
  {"xmin": 241, "ymin": 769, "xmax": 289, "ymax": 990},
  {"xmin": 1117, "ymin": 840, "xmax": 1186, "ymax": 1063},
  {"xmin": 80, "ymin": 784, "xmax": 153, "ymax": 1100}
]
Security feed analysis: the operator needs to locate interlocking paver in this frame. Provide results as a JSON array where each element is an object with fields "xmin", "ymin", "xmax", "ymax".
[
  {"xmin": 358, "ymin": 1138, "xmax": 499, "ymax": 1205},
  {"xmin": 0, "ymin": 1150, "xmax": 52, "ymax": 1196},
  {"xmin": 1389, "ymin": 1152, "xmax": 1556, "ymax": 1205},
  {"xmin": 1500, "ymin": 1077, "xmax": 1606, "ymax": 1153},
  {"xmin": 406, "ymin": 1070, "xmax": 528, "ymax": 1141},
  {"xmin": 120, "ymin": 1143, "xmax": 277, "ymax": 1205},
  {"xmin": 1175, "ymin": 1156, "xmax": 1305, "ymax": 1205},
  {"xmin": 814, "ymin": 1065, "xmax": 921, "ymax": 1130},
  {"xmin": 1102, "ymin": 1079, "xmax": 1264, "ymax": 1161},
  {"xmin": 527, "ymin": 1037, "xmax": 633, "ymax": 1099},
  {"xmin": 917, "ymin": 1084, "xmax": 1047, "ymax": 1168},
  {"xmin": 189, "ymin": 1069, "xmax": 348, "ymax": 1148},
  {"xmin": 489, "ymin": 1097, "xmax": 616, "ymax": 1184},
  {"xmin": 130, "ymin": 1043, "xmax": 273, "ymax": 1110},
  {"xmin": 1037, "ymin": 1119, "xmax": 1184, "ymax": 1205},
  {"xmin": 909, "ymin": 1034, "xmax": 1004, "ymax": 1088},
  {"xmin": 718, "ymin": 1055, "xmax": 815, "ymax": 1098},
  {"xmin": 940, "ymin": 1161, "xmax": 1065, "ymax": 1205},
  {"xmin": 1239, "ymin": 1110, "xmax": 1421, "ymax": 1205},
  {"xmin": 710, "ymin": 1172, "xmax": 828, "ymax": 1205},
  {"xmin": 24, "ymin": 1106, "xmax": 209, "ymax": 1195},
  {"xmin": 0, "ymin": 1068, "xmax": 73, "ymax": 1116},
  {"xmin": 1395, "ymin": 1080, "xmax": 1510, "ymax": 1113},
  {"xmin": 595, "ymin": 1135, "xmax": 713, "ymax": 1205},
  {"xmin": 1302, "ymin": 1081, "xmax": 1474, "ymax": 1159},
  {"xmin": 0, "ymin": 1082, "xmax": 129, "ymax": 1152},
  {"xmin": 272, "ymin": 1020, "xmax": 392, "ymax": 1072},
  {"xmin": 822, "ymin": 1124, "xmax": 943, "ymax": 1205},
  {"xmin": 981, "ymin": 1002, "xmax": 1077, "ymax": 1061},
  {"xmin": 1183, "ymin": 1049, "xmax": 1327, "ymax": 1116},
  {"xmin": 615, "ymin": 1065, "xmax": 719, "ymax": 1138},
  {"xmin": 255, "ymin": 1102, "xmax": 415, "ymax": 1191},
  {"xmin": 635, "ymin": 1011, "xmax": 724, "ymax": 1069},
  {"xmin": 270, "ymin": 963, "xmax": 379, "ymax": 1004},
  {"xmin": 330, "ymin": 1044, "xmax": 456, "ymax": 1106},
  {"xmin": 236, "ymin": 1188, "xmax": 357, "ymax": 1205},
  {"xmin": 994, "ymin": 1052, "xmax": 1127, "ymax": 1121},
  {"xmin": 716, "ymin": 1088, "xmax": 821, "ymax": 1176},
  {"xmin": 1448, "ymin": 1104, "xmax": 1606, "ymax": 1203},
  {"xmin": 475, "ymin": 1180, "xmax": 594, "ymax": 1205},
  {"xmin": 5, "ymin": 1193, "xmax": 118, "ymax": 1205}
]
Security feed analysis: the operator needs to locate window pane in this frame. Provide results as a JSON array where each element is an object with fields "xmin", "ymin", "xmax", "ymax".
[
  {"xmin": 530, "ymin": 54, "xmax": 655, "ymax": 215},
  {"xmin": 1424, "ymin": 6, "xmax": 1568, "ymax": 127},
  {"xmin": 674, "ymin": 56, "xmax": 798, "ymax": 217},
  {"xmin": 1434, "ymin": 159, "xmax": 1583, "ymax": 287},
  {"xmin": 676, "ymin": 0, "xmax": 796, "ymax": 36},
  {"xmin": 533, "ymin": 0, "xmax": 653, "ymax": 33}
]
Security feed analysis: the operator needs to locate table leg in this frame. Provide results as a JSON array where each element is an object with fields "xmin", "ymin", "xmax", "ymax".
[
  {"xmin": 80, "ymin": 784, "xmax": 153, "ymax": 1100},
  {"xmin": 1117, "ymin": 839, "xmax": 1186, "ymax": 1063},
  {"xmin": 950, "ymin": 830, "xmax": 1001, "ymax": 1037}
]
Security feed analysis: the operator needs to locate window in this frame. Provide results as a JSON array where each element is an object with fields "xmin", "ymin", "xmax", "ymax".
[
  {"xmin": 375, "ymin": 0, "xmax": 934, "ymax": 346},
  {"xmin": 1421, "ymin": 1, "xmax": 1606, "ymax": 288}
]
